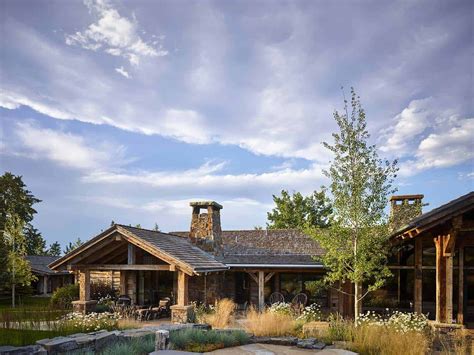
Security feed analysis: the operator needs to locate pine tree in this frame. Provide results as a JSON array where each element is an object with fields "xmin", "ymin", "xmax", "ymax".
[
  {"xmin": 24, "ymin": 223, "xmax": 47, "ymax": 255},
  {"xmin": 47, "ymin": 242, "xmax": 62, "ymax": 256},
  {"xmin": 64, "ymin": 238, "xmax": 84, "ymax": 254}
]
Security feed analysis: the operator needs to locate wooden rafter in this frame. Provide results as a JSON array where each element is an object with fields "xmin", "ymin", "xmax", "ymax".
[
  {"xmin": 69, "ymin": 264, "xmax": 171, "ymax": 271},
  {"xmin": 246, "ymin": 272, "xmax": 258, "ymax": 284},
  {"xmin": 264, "ymin": 272, "xmax": 275, "ymax": 283}
]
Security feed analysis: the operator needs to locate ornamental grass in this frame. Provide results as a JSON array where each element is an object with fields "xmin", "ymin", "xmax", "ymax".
[
  {"xmin": 243, "ymin": 307, "xmax": 296, "ymax": 337},
  {"xmin": 200, "ymin": 298, "xmax": 236, "ymax": 329}
]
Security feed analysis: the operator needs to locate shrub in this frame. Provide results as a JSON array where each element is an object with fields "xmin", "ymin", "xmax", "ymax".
[
  {"xmin": 297, "ymin": 303, "xmax": 322, "ymax": 322},
  {"xmin": 58, "ymin": 312, "xmax": 119, "ymax": 332},
  {"xmin": 324, "ymin": 313, "xmax": 354, "ymax": 343},
  {"xmin": 268, "ymin": 302, "xmax": 293, "ymax": 316},
  {"xmin": 101, "ymin": 335, "xmax": 154, "ymax": 355},
  {"xmin": 170, "ymin": 328, "xmax": 249, "ymax": 352},
  {"xmin": 356, "ymin": 310, "xmax": 429, "ymax": 333},
  {"xmin": 50, "ymin": 284, "xmax": 79, "ymax": 309},
  {"xmin": 243, "ymin": 307, "xmax": 296, "ymax": 337},
  {"xmin": 91, "ymin": 281, "xmax": 117, "ymax": 301},
  {"xmin": 201, "ymin": 298, "xmax": 236, "ymax": 329}
]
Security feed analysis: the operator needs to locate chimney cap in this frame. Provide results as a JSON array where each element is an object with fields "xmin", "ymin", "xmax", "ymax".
[
  {"xmin": 390, "ymin": 194, "xmax": 424, "ymax": 201},
  {"xmin": 190, "ymin": 201, "xmax": 223, "ymax": 209}
]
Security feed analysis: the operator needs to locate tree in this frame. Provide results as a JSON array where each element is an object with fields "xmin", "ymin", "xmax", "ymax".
[
  {"xmin": 47, "ymin": 242, "xmax": 62, "ymax": 256},
  {"xmin": 64, "ymin": 238, "xmax": 84, "ymax": 254},
  {"xmin": 308, "ymin": 88, "xmax": 398, "ymax": 320},
  {"xmin": 267, "ymin": 190, "xmax": 332, "ymax": 229},
  {"xmin": 153, "ymin": 223, "xmax": 160, "ymax": 231},
  {"xmin": 24, "ymin": 223, "xmax": 47, "ymax": 255},
  {"xmin": 0, "ymin": 172, "xmax": 41, "ymax": 302}
]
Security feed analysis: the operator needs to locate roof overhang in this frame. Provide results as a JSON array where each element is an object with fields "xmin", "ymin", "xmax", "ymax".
[{"xmin": 225, "ymin": 264, "xmax": 325, "ymax": 269}]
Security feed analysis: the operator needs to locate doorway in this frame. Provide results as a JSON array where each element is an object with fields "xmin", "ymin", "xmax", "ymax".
[{"xmin": 234, "ymin": 272, "xmax": 250, "ymax": 307}]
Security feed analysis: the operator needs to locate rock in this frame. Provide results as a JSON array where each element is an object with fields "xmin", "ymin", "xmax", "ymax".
[
  {"xmin": 296, "ymin": 338, "xmax": 325, "ymax": 349},
  {"xmin": 155, "ymin": 330, "xmax": 170, "ymax": 351},
  {"xmin": 192, "ymin": 323, "xmax": 211, "ymax": 331},
  {"xmin": 0, "ymin": 345, "xmax": 46, "ymax": 355},
  {"xmin": 94, "ymin": 332, "xmax": 117, "ymax": 351},
  {"xmin": 269, "ymin": 337, "xmax": 298, "ymax": 346},
  {"xmin": 38, "ymin": 337, "xmax": 79, "ymax": 355},
  {"xmin": 249, "ymin": 336, "xmax": 271, "ymax": 344}
]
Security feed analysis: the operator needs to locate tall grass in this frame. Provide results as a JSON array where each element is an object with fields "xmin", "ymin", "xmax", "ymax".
[
  {"xmin": 100, "ymin": 335, "xmax": 155, "ymax": 355},
  {"xmin": 201, "ymin": 298, "xmax": 236, "ymax": 329},
  {"xmin": 243, "ymin": 307, "xmax": 296, "ymax": 337},
  {"xmin": 350, "ymin": 325, "xmax": 428, "ymax": 355}
]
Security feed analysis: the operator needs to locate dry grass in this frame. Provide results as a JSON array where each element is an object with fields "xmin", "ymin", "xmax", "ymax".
[
  {"xmin": 350, "ymin": 325, "xmax": 428, "ymax": 355},
  {"xmin": 243, "ymin": 307, "xmax": 296, "ymax": 337},
  {"xmin": 438, "ymin": 329, "xmax": 473, "ymax": 355},
  {"xmin": 202, "ymin": 298, "xmax": 236, "ymax": 329}
]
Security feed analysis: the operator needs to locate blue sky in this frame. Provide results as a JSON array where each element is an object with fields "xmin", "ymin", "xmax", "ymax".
[{"xmin": 1, "ymin": 0, "xmax": 473, "ymax": 247}]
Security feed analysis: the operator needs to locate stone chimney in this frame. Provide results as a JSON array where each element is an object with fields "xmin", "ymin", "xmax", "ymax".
[
  {"xmin": 189, "ymin": 201, "xmax": 223, "ymax": 255},
  {"xmin": 390, "ymin": 194, "xmax": 424, "ymax": 231}
]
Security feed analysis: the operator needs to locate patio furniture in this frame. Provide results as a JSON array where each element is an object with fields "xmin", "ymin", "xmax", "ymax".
[
  {"xmin": 116, "ymin": 295, "xmax": 131, "ymax": 306},
  {"xmin": 291, "ymin": 293, "xmax": 308, "ymax": 315},
  {"xmin": 136, "ymin": 305, "xmax": 153, "ymax": 321},
  {"xmin": 269, "ymin": 292, "xmax": 285, "ymax": 304}
]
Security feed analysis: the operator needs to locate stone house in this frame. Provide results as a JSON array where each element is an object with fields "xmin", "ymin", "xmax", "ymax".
[{"xmin": 49, "ymin": 193, "xmax": 473, "ymax": 327}]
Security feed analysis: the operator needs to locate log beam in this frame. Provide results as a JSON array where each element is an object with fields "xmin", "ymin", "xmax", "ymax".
[
  {"xmin": 177, "ymin": 270, "xmax": 189, "ymax": 306},
  {"xmin": 258, "ymin": 271, "xmax": 264, "ymax": 311},
  {"xmin": 69, "ymin": 264, "xmax": 171, "ymax": 271},
  {"xmin": 414, "ymin": 238, "xmax": 423, "ymax": 314},
  {"xmin": 128, "ymin": 244, "xmax": 136, "ymax": 264},
  {"xmin": 79, "ymin": 269, "xmax": 91, "ymax": 301},
  {"xmin": 458, "ymin": 246, "xmax": 464, "ymax": 324}
]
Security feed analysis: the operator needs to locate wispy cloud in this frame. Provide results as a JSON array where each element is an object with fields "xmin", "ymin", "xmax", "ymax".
[
  {"xmin": 115, "ymin": 66, "xmax": 130, "ymax": 78},
  {"xmin": 13, "ymin": 121, "xmax": 128, "ymax": 171},
  {"xmin": 65, "ymin": 0, "xmax": 167, "ymax": 66}
]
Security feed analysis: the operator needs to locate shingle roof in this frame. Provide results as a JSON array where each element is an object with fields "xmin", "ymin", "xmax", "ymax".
[
  {"xmin": 172, "ymin": 229, "xmax": 324, "ymax": 267},
  {"xmin": 115, "ymin": 225, "xmax": 228, "ymax": 273},
  {"xmin": 392, "ymin": 191, "xmax": 474, "ymax": 237},
  {"xmin": 26, "ymin": 255, "xmax": 70, "ymax": 275}
]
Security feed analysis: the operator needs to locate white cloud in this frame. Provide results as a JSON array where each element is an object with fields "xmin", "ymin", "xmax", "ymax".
[
  {"xmin": 14, "ymin": 121, "xmax": 127, "ymax": 170},
  {"xmin": 380, "ymin": 98, "xmax": 433, "ymax": 155},
  {"xmin": 115, "ymin": 66, "xmax": 130, "ymax": 78},
  {"xmin": 65, "ymin": 0, "xmax": 167, "ymax": 66},
  {"xmin": 399, "ymin": 117, "xmax": 474, "ymax": 176}
]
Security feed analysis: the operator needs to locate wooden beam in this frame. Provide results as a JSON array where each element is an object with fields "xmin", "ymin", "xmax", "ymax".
[
  {"xmin": 120, "ymin": 271, "xmax": 127, "ymax": 295},
  {"xmin": 69, "ymin": 264, "xmax": 171, "ymax": 271},
  {"xmin": 177, "ymin": 270, "xmax": 189, "ymax": 306},
  {"xmin": 100, "ymin": 245, "xmax": 128, "ymax": 264},
  {"xmin": 79, "ymin": 269, "xmax": 90, "ymax": 301},
  {"xmin": 258, "ymin": 271, "xmax": 264, "ymax": 311},
  {"xmin": 246, "ymin": 272, "xmax": 258, "ymax": 284},
  {"xmin": 69, "ymin": 237, "xmax": 117, "ymax": 265},
  {"xmin": 85, "ymin": 241, "xmax": 125, "ymax": 264},
  {"xmin": 414, "ymin": 238, "xmax": 422, "ymax": 314},
  {"xmin": 458, "ymin": 247, "xmax": 464, "ymax": 324},
  {"xmin": 128, "ymin": 244, "xmax": 136, "ymax": 264},
  {"xmin": 445, "ymin": 255, "xmax": 453, "ymax": 323},
  {"xmin": 117, "ymin": 227, "xmax": 195, "ymax": 276},
  {"xmin": 264, "ymin": 272, "xmax": 275, "ymax": 283}
]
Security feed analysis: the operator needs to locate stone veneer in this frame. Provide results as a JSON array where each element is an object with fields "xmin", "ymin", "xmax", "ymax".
[
  {"xmin": 0, "ymin": 324, "xmax": 204, "ymax": 354},
  {"xmin": 170, "ymin": 304, "xmax": 194, "ymax": 323}
]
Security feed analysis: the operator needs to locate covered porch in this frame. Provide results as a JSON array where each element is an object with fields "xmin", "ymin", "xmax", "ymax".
[{"xmin": 48, "ymin": 224, "xmax": 228, "ymax": 322}]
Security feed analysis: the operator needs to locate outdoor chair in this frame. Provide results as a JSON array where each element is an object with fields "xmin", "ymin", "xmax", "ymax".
[
  {"xmin": 269, "ymin": 292, "xmax": 285, "ymax": 304},
  {"xmin": 291, "ymin": 293, "xmax": 308, "ymax": 315},
  {"xmin": 136, "ymin": 305, "xmax": 153, "ymax": 321}
]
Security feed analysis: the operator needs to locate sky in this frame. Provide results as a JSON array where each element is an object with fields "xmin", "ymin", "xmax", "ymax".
[{"xmin": 1, "ymin": 0, "xmax": 473, "ymax": 248}]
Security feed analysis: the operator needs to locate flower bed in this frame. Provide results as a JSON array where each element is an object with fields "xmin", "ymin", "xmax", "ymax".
[{"xmin": 59, "ymin": 312, "xmax": 120, "ymax": 332}]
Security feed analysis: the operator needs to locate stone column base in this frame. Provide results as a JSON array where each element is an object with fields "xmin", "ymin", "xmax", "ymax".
[
  {"xmin": 72, "ymin": 300, "xmax": 98, "ymax": 314},
  {"xmin": 170, "ymin": 305, "xmax": 194, "ymax": 323}
]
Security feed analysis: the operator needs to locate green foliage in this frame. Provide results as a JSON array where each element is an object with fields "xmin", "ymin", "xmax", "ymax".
[
  {"xmin": 100, "ymin": 336, "xmax": 155, "ymax": 355},
  {"xmin": 308, "ymin": 88, "xmax": 398, "ymax": 319},
  {"xmin": 170, "ymin": 328, "xmax": 249, "ymax": 352},
  {"xmin": 267, "ymin": 189, "xmax": 332, "ymax": 229},
  {"xmin": 47, "ymin": 241, "xmax": 62, "ymax": 256},
  {"xmin": 51, "ymin": 284, "xmax": 79, "ymax": 309},
  {"xmin": 64, "ymin": 237, "xmax": 84, "ymax": 254},
  {"xmin": 24, "ymin": 223, "xmax": 47, "ymax": 255},
  {"xmin": 0, "ymin": 328, "xmax": 76, "ymax": 347}
]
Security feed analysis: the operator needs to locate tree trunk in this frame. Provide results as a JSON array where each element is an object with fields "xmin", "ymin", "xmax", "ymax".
[{"xmin": 354, "ymin": 281, "xmax": 362, "ymax": 321}]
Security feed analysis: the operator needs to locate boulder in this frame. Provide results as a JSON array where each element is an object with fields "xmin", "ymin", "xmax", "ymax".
[
  {"xmin": 94, "ymin": 332, "xmax": 117, "ymax": 351},
  {"xmin": 0, "ymin": 345, "xmax": 46, "ymax": 355},
  {"xmin": 296, "ymin": 338, "xmax": 326, "ymax": 350},
  {"xmin": 38, "ymin": 337, "xmax": 79, "ymax": 354}
]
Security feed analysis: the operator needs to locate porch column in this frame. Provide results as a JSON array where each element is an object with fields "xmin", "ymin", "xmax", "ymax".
[
  {"xmin": 445, "ymin": 254, "xmax": 453, "ymax": 323},
  {"xmin": 79, "ymin": 269, "xmax": 91, "ymax": 301},
  {"xmin": 120, "ymin": 271, "xmax": 127, "ymax": 295},
  {"xmin": 177, "ymin": 270, "xmax": 189, "ymax": 306},
  {"xmin": 258, "ymin": 271, "xmax": 264, "ymax": 311},
  {"xmin": 414, "ymin": 238, "xmax": 423, "ymax": 314},
  {"xmin": 43, "ymin": 275, "xmax": 49, "ymax": 295},
  {"xmin": 458, "ymin": 247, "xmax": 464, "ymax": 324},
  {"xmin": 138, "ymin": 271, "xmax": 145, "ymax": 305}
]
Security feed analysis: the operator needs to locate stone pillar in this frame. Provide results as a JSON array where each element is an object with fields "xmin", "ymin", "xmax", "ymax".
[
  {"xmin": 72, "ymin": 269, "xmax": 97, "ymax": 313},
  {"xmin": 171, "ymin": 270, "xmax": 193, "ymax": 323},
  {"xmin": 155, "ymin": 330, "xmax": 170, "ymax": 351}
]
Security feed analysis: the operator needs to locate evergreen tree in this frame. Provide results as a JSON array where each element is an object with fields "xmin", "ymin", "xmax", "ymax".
[
  {"xmin": 24, "ymin": 223, "xmax": 47, "ymax": 255},
  {"xmin": 309, "ymin": 88, "xmax": 398, "ymax": 320},
  {"xmin": 47, "ymin": 242, "xmax": 62, "ymax": 256},
  {"xmin": 64, "ymin": 238, "xmax": 84, "ymax": 254},
  {"xmin": 267, "ymin": 190, "xmax": 332, "ymax": 229}
]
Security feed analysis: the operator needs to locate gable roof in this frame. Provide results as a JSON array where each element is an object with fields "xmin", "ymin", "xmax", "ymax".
[
  {"xmin": 49, "ymin": 224, "xmax": 228, "ymax": 275},
  {"xmin": 173, "ymin": 229, "xmax": 324, "ymax": 267},
  {"xmin": 26, "ymin": 255, "xmax": 70, "ymax": 275},
  {"xmin": 392, "ymin": 191, "xmax": 474, "ymax": 239}
]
